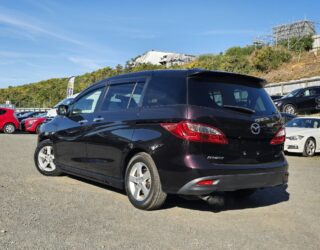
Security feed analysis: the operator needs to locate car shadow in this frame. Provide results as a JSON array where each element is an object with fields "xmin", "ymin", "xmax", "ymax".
[
  {"xmin": 163, "ymin": 186, "xmax": 290, "ymax": 212},
  {"xmin": 285, "ymin": 152, "xmax": 320, "ymax": 157},
  {"xmin": 66, "ymin": 174, "xmax": 289, "ymax": 212}
]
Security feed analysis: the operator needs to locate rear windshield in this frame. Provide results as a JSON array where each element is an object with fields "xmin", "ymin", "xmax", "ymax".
[{"xmin": 188, "ymin": 79, "xmax": 277, "ymax": 115}]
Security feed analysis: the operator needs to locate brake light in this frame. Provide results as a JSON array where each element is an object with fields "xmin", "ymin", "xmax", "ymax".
[
  {"xmin": 161, "ymin": 121, "xmax": 228, "ymax": 144},
  {"xmin": 270, "ymin": 127, "xmax": 286, "ymax": 145}
]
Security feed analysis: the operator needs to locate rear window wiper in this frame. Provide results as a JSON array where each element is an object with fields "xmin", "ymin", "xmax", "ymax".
[{"xmin": 223, "ymin": 105, "xmax": 255, "ymax": 114}]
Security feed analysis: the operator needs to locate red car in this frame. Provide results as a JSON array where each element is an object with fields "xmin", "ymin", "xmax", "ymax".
[
  {"xmin": 25, "ymin": 115, "xmax": 46, "ymax": 133},
  {"xmin": 0, "ymin": 108, "xmax": 19, "ymax": 134}
]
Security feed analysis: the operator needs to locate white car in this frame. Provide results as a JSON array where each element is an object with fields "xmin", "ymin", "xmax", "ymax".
[{"xmin": 284, "ymin": 117, "xmax": 320, "ymax": 156}]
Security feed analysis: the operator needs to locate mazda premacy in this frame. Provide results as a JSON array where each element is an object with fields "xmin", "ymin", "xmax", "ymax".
[{"xmin": 34, "ymin": 69, "xmax": 288, "ymax": 210}]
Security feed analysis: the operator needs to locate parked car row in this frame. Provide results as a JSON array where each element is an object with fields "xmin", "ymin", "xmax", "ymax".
[
  {"xmin": 1, "ymin": 94, "xmax": 79, "ymax": 134},
  {"xmin": 0, "ymin": 108, "xmax": 47, "ymax": 134},
  {"xmin": 272, "ymin": 86, "xmax": 320, "ymax": 114}
]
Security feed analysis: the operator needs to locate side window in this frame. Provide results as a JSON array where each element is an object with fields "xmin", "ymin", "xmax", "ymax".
[
  {"xmin": 101, "ymin": 83, "xmax": 135, "ymax": 111},
  {"xmin": 143, "ymin": 77, "xmax": 186, "ymax": 107},
  {"xmin": 128, "ymin": 82, "xmax": 144, "ymax": 108},
  {"xmin": 303, "ymin": 89, "xmax": 316, "ymax": 96},
  {"xmin": 309, "ymin": 89, "xmax": 317, "ymax": 96},
  {"xmin": 71, "ymin": 88, "xmax": 102, "ymax": 115},
  {"xmin": 0, "ymin": 109, "xmax": 6, "ymax": 115}
]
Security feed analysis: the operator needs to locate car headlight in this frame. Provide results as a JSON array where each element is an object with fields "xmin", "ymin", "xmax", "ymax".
[
  {"xmin": 28, "ymin": 120, "xmax": 36, "ymax": 125},
  {"xmin": 287, "ymin": 135, "xmax": 304, "ymax": 140},
  {"xmin": 274, "ymin": 101, "xmax": 282, "ymax": 106}
]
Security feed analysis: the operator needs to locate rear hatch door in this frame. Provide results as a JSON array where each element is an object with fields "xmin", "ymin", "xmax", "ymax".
[{"xmin": 188, "ymin": 73, "xmax": 283, "ymax": 164}]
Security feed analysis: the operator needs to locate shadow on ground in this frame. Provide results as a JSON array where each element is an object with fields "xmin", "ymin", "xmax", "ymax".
[
  {"xmin": 67, "ymin": 174, "xmax": 289, "ymax": 212},
  {"xmin": 164, "ymin": 186, "xmax": 290, "ymax": 212}
]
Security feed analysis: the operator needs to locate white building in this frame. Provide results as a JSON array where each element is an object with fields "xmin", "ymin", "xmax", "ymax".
[
  {"xmin": 131, "ymin": 50, "xmax": 196, "ymax": 67},
  {"xmin": 312, "ymin": 35, "xmax": 320, "ymax": 53}
]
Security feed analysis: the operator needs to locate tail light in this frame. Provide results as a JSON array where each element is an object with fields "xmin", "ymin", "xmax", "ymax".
[
  {"xmin": 161, "ymin": 121, "xmax": 228, "ymax": 144},
  {"xmin": 196, "ymin": 179, "xmax": 220, "ymax": 186},
  {"xmin": 270, "ymin": 127, "xmax": 286, "ymax": 145}
]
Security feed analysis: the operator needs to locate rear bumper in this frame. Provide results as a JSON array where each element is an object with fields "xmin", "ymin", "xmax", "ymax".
[
  {"xmin": 177, "ymin": 168, "xmax": 288, "ymax": 195},
  {"xmin": 157, "ymin": 153, "xmax": 289, "ymax": 195}
]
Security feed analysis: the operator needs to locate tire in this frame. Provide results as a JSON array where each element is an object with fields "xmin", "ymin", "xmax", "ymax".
[
  {"xmin": 34, "ymin": 139, "xmax": 63, "ymax": 176},
  {"xmin": 125, "ymin": 152, "xmax": 167, "ymax": 210},
  {"xmin": 3, "ymin": 123, "xmax": 16, "ymax": 134},
  {"xmin": 232, "ymin": 189, "xmax": 257, "ymax": 198},
  {"xmin": 303, "ymin": 138, "xmax": 316, "ymax": 157},
  {"xmin": 283, "ymin": 104, "xmax": 296, "ymax": 115}
]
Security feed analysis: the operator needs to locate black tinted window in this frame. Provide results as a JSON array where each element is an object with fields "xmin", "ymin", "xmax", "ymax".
[
  {"xmin": 143, "ymin": 77, "xmax": 186, "ymax": 107},
  {"xmin": 0, "ymin": 109, "xmax": 6, "ymax": 115},
  {"xmin": 286, "ymin": 118, "xmax": 320, "ymax": 128},
  {"xmin": 189, "ymin": 79, "xmax": 277, "ymax": 115},
  {"xmin": 101, "ymin": 84, "xmax": 135, "ymax": 111},
  {"xmin": 71, "ymin": 88, "xmax": 102, "ymax": 115}
]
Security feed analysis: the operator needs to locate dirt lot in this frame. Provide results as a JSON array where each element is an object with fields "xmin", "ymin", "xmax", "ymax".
[{"xmin": 0, "ymin": 134, "xmax": 319, "ymax": 250}]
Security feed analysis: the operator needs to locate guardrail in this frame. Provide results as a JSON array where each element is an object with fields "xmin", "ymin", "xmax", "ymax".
[
  {"xmin": 265, "ymin": 76, "xmax": 320, "ymax": 95},
  {"xmin": 15, "ymin": 108, "xmax": 50, "ymax": 112}
]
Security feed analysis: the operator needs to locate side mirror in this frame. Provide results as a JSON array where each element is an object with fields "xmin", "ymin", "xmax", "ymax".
[{"xmin": 57, "ymin": 105, "xmax": 68, "ymax": 116}]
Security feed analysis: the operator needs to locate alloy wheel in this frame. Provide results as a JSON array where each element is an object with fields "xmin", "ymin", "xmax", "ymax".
[
  {"xmin": 128, "ymin": 162, "xmax": 152, "ymax": 201},
  {"xmin": 284, "ymin": 104, "xmax": 295, "ymax": 115},
  {"xmin": 4, "ymin": 124, "xmax": 15, "ymax": 134},
  {"xmin": 306, "ymin": 140, "xmax": 316, "ymax": 156},
  {"xmin": 37, "ymin": 146, "xmax": 56, "ymax": 172}
]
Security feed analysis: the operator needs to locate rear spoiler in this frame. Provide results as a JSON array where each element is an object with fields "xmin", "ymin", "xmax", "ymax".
[{"xmin": 188, "ymin": 70, "xmax": 267, "ymax": 87}]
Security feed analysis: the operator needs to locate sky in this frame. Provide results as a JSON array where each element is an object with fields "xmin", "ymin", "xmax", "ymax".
[{"xmin": 0, "ymin": 0, "xmax": 319, "ymax": 88}]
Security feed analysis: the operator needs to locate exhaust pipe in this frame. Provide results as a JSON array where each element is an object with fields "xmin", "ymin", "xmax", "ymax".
[{"xmin": 200, "ymin": 193, "xmax": 225, "ymax": 207}]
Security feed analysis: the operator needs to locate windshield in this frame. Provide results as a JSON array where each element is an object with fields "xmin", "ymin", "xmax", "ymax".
[
  {"xmin": 34, "ymin": 112, "xmax": 47, "ymax": 118},
  {"xmin": 286, "ymin": 118, "xmax": 320, "ymax": 128},
  {"xmin": 284, "ymin": 89, "xmax": 301, "ymax": 98},
  {"xmin": 20, "ymin": 112, "xmax": 33, "ymax": 118},
  {"xmin": 188, "ymin": 79, "xmax": 277, "ymax": 115}
]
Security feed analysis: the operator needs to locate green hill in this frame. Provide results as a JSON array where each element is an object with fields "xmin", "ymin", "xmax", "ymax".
[{"xmin": 1, "ymin": 37, "xmax": 319, "ymax": 108}]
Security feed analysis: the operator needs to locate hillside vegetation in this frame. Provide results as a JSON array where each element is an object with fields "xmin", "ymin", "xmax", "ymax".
[{"xmin": 1, "ymin": 36, "xmax": 319, "ymax": 108}]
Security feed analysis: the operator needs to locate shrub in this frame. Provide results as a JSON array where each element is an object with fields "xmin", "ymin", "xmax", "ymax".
[
  {"xmin": 251, "ymin": 46, "xmax": 292, "ymax": 72},
  {"xmin": 278, "ymin": 35, "xmax": 314, "ymax": 52}
]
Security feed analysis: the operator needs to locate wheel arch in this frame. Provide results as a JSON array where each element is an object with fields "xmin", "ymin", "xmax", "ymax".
[
  {"xmin": 307, "ymin": 136, "xmax": 316, "ymax": 145},
  {"xmin": 121, "ymin": 148, "xmax": 148, "ymax": 179}
]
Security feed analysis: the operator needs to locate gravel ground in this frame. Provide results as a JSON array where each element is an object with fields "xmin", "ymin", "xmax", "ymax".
[{"xmin": 0, "ymin": 134, "xmax": 319, "ymax": 250}]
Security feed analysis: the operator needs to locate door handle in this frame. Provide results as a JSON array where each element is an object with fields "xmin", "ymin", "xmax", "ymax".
[
  {"xmin": 93, "ymin": 117, "xmax": 104, "ymax": 122},
  {"xmin": 78, "ymin": 119, "xmax": 88, "ymax": 124}
]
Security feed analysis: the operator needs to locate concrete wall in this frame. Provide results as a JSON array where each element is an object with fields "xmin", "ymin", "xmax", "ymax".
[{"xmin": 265, "ymin": 76, "xmax": 320, "ymax": 95}]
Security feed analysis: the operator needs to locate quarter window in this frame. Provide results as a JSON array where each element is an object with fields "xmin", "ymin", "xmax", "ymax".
[{"xmin": 143, "ymin": 77, "xmax": 186, "ymax": 107}]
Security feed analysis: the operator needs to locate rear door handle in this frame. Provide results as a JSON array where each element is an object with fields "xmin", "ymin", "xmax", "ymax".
[
  {"xmin": 78, "ymin": 119, "xmax": 88, "ymax": 124},
  {"xmin": 93, "ymin": 117, "xmax": 104, "ymax": 122}
]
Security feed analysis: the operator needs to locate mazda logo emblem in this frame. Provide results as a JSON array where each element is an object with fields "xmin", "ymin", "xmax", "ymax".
[{"xmin": 250, "ymin": 123, "xmax": 260, "ymax": 135}]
